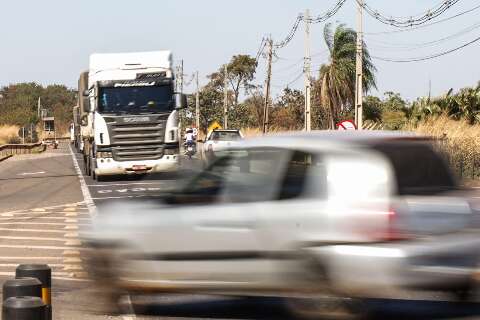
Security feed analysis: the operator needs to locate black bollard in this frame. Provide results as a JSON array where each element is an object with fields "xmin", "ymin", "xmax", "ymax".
[
  {"xmin": 15, "ymin": 265, "xmax": 51, "ymax": 320},
  {"xmin": 2, "ymin": 296, "xmax": 45, "ymax": 320},
  {"xmin": 3, "ymin": 278, "xmax": 42, "ymax": 301}
]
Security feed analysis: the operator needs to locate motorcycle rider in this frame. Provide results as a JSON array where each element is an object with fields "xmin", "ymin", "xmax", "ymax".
[{"xmin": 184, "ymin": 128, "xmax": 196, "ymax": 156}]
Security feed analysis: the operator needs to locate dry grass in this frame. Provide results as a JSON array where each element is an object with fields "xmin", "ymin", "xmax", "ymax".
[
  {"xmin": 404, "ymin": 115, "xmax": 480, "ymax": 179},
  {"xmin": 0, "ymin": 125, "xmax": 20, "ymax": 145}
]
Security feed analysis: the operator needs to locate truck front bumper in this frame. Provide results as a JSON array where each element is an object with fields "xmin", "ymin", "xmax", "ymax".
[{"xmin": 94, "ymin": 156, "xmax": 180, "ymax": 176}]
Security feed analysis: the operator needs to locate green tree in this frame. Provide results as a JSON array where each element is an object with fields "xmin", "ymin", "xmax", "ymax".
[
  {"xmin": 270, "ymin": 88, "xmax": 305, "ymax": 130},
  {"xmin": 363, "ymin": 95, "xmax": 383, "ymax": 122},
  {"xmin": 316, "ymin": 23, "xmax": 377, "ymax": 128},
  {"xmin": 209, "ymin": 55, "xmax": 258, "ymax": 106}
]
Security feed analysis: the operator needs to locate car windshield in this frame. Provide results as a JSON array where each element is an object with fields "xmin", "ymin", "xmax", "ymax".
[
  {"xmin": 98, "ymin": 85, "xmax": 173, "ymax": 114},
  {"xmin": 210, "ymin": 131, "xmax": 241, "ymax": 141}
]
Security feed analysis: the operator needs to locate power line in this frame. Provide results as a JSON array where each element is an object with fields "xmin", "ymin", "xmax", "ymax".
[
  {"xmin": 274, "ymin": 0, "xmax": 348, "ymax": 49},
  {"xmin": 367, "ymin": 20, "xmax": 480, "ymax": 51},
  {"xmin": 365, "ymin": 2, "xmax": 480, "ymax": 35},
  {"xmin": 372, "ymin": 33, "xmax": 480, "ymax": 62},
  {"xmin": 255, "ymin": 37, "xmax": 268, "ymax": 63},
  {"xmin": 274, "ymin": 15, "xmax": 303, "ymax": 49},
  {"xmin": 306, "ymin": 0, "xmax": 348, "ymax": 23},
  {"xmin": 272, "ymin": 71, "xmax": 304, "ymax": 89},
  {"xmin": 357, "ymin": 0, "xmax": 461, "ymax": 28}
]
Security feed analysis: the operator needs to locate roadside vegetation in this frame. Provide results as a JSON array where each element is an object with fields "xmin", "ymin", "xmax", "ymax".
[{"xmin": 0, "ymin": 82, "xmax": 76, "ymax": 142}]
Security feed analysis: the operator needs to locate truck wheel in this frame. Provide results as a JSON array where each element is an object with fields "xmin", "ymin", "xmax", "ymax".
[
  {"xmin": 84, "ymin": 154, "xmax": 91, "ymax": 176},
  {"xmin": 90, "ymin": 152, "xmax": 97, "ymax": 180}
]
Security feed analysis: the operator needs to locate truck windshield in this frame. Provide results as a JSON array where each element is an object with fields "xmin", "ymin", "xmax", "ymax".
[{"xmin": 98, "ymin": 85, "xmax": 173, "ymax": 114}]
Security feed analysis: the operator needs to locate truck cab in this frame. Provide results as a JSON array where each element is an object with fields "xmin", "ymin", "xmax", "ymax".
[{"xmin": 78, "ymin": 51, "xmax": 186, "ymax": 180}]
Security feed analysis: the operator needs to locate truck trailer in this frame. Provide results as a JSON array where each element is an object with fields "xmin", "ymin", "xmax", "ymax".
[{"xmin": 77, "ymin": 51, "xmax": 186, "ymax": 181}]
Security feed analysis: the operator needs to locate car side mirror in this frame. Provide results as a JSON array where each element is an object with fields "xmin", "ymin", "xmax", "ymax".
[
  {"xmin": 83, "ymin": 90, "xmax": 89, "ymax": 97},
  {"xmin": 174, "ymin": 93, "xmax": 188, "ymax": 110}
]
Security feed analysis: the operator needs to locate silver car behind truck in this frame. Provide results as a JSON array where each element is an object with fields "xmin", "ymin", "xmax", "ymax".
[{"xmin": 84, "ymin": 131, "xmax": 480, "ymax": 317}]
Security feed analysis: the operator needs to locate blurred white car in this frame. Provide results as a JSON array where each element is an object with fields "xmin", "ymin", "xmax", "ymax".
[
  {"xmin": 202, "ymin": 129, "xmax": 243, "ymax": 164},
  {"xmin": 85, "ymin": 131, "xmax": 480, "ymax": 317}
]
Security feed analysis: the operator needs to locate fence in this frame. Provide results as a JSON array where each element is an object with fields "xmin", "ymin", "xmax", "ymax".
[
  {"xmin": 0, "ymin": 143, "xmax": 46, "ymax": 160},
  {"xmin": 436, "ymin": 138, "xmax": 480, "ymax": 181}
]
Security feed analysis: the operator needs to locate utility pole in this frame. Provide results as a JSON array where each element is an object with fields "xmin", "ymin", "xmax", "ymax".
[
  {"xmin": 263, "ymin": 37, "xmax": 273, "ymax": 134},
  {"xmin": 304, "ymin": 9, "xmax": 312, "ymax": 132},
  {"xmin": 355, "ymin": 0, "xmax": 364, "ymax": 130},
  {"xmin": 195, "ymin": 71, "xmax": 200, "ymax": 138},
  {"xmin": 223, "ymin": 64, "xmax": 228, "ymax": 129},
  {"xmin": 37, "ymin": 97, "xmax": 41, "ymax": 119}
]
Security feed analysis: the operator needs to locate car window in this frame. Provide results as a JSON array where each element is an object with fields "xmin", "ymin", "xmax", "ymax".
[
  {"xmin": 177, "ymin": 148, "xmax": 289, "ymax": 204},
  {"xmin": 220, "ymin": 148, "xmax": 289, "ymax": 203},
  {"xmin": 371, "ymin": 142, "xmax": 457, "ymax": 195},
  {"xmin": 210, "ymin": 131, "xmax": 241, "ymax": 141},
  {"xmin": 278, "ymin": 151, "xmax": 327, "ymax": 200}
]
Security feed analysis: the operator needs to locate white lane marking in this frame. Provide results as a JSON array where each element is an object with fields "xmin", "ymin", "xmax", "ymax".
[
  {"xmin": 92, "ymin": 195, "xmax": 149, "ymax": 200},
  {"xmin": 64, "ymin": 257, "xmax": 82, "ymax": 263},
  {"xmin": 17, "ymin": 171, "xmax": 46, "ymax": 176},
  {"xmin": 0, "ymin": 263, "xmax": 63, "ymax": 268},
  {"xmin": 69, "ymin": 145, "xmax": 96, "ymax": 217},
  {"xmin": 87, "ymin": 181, "xmax": 173, "ymax": 187},
  {"xmin": 64, "ymin": 232, "xmax": 79, "ymax": 238},
  {"xmin": 0, "ymin": 245, "xmax": 85, "ymax": 250},
  {"xmin": 0, "ymin": 217, "xmax": 90, "ymax": 221},
  {"xmin": 0, "ymin": 202, "xmax": 86, "ymax": 216},
  {"xmin": 0, "ymin": 271, "xmax": 71, "ymax": 277},
  {"xmin": 0, "ymin": 257, "xmax": 63, "ymax": 260},
  {"xmin": 63, "ymin": 265, "xmax": 83, "ymax": 271},
  {"xmin": 63, "ymin": 250, "xmax": 81, "ymax": 256},
  {"xmin": 1, "ymin": 211, "xmax": 89, "ymax": 217},
  {"xmin": 65, "ymin": 240, "xmax": 83, "ymax": 246},
  {"xmin": 0, "ymin": 228, "xmax": 67, "ymax": 234},
  {"xmin": 122, "ymin": 295, "xmax": 137, "ymax": 320},
  {"xmin": 0, "ymin": 222, "xmax": 87, "ymax": 226},
  {"xmin": 0, "ymin": 236, "xmax": 69, "ymax": 242}
]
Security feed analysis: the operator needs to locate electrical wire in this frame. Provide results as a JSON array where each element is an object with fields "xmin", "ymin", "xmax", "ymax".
[
  {"xmin": 255, "ymin": 37, "xmax": 268, "ymax": 63},
  {"xmin": 306, "ymin": 0, "xmax": 348, "ymax": 23},
  {"xmin": 357, "ymin": 0, "xmax": 461, "ymax": 28},
  {"xmin": 364, "ymin": 2, "xmax": 480, "ymax": 35},
  {"xmin": 367, "ymin": 20, "xmax": 480, "ymax": 51},
  {"xmin": 372, "ymin": 34, "xmax": 480, "ymax": 62},
  {"xmin": 274, "ymin": 0, "xmax": 348, "ymax": 49},
  {"xmin": 272, "ymin": 71, "xmax": 304, "ymax": 89}
]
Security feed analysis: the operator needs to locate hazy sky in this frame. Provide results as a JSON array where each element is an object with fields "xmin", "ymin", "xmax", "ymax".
[{"xmin": 1, "ymin": 0, "xmax": 479, "ymax": 101}]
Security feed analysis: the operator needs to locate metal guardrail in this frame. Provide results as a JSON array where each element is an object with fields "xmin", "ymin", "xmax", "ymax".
[{"xmin": 0, "ymin": 143, "xmax": 46, "ymax": 159}]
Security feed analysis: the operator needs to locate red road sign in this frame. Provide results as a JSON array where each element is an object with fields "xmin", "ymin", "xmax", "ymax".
[{"xmin": 337, "ymin": 120, "xmax": 357, "ymax": 130}]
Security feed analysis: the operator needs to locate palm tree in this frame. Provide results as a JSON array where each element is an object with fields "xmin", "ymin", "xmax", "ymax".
[{"xmin": 317, "ymin": 24, "xmax": 377, "ymax": 128}]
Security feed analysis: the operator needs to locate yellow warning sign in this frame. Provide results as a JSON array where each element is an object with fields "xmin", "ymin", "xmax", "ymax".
[{"xmin": 207, "ymin": 121, "xmax": 222, "ymax": 133}]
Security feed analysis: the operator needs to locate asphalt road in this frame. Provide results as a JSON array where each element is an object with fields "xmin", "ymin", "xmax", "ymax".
[{"xmin": 1, "ymin": 141, "xmax": 480, "ymax": 319}]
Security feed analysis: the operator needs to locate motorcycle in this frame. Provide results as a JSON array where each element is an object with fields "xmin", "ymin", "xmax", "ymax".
[{"xmin": 184, "ymin": 141, "xmax": 196, "ymax": 159}]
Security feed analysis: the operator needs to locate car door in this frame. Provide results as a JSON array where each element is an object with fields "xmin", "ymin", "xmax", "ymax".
[{"xmin": 133, "ymin": 148, "xmax": 292, "ymax": 289}]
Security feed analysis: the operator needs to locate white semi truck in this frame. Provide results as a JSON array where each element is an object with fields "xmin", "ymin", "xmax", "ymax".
[{"xmin": 77, "ymin": 51, "xmax": 186, "ymax": 181}]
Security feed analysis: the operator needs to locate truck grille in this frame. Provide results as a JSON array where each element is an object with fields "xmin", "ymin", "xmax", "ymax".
[{"xmin": 106, "ymin": 116, "xmax": 167, "ymax": 162}]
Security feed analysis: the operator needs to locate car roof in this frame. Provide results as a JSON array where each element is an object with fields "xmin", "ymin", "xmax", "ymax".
[
  {"xmin": 212, "ymin": 129, "xmax": 240, "ymax": 132},
  {"xmin": 235, "ymin": 130, "xmax": 431, "ymax": 151}
]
